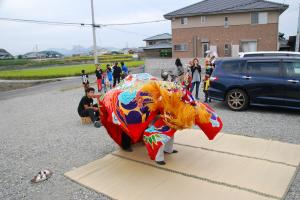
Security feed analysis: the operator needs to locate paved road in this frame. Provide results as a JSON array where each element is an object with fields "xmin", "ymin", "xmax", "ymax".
[
  {"xmin": 0, "ymin": 78, "xmax": 299, "ymax": 200},
  {"xmin": 0, "ymin": 66, "xmax": 145, "ymax": 101},
  {"xmin": 0, "ymin": 77, "xmax": 81, "ymax": 101}
]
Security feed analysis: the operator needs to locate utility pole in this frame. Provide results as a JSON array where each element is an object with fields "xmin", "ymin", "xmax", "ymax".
[
  {"xmin": 90, "ymin": 0, "xmax": 98, "ymax": 64},
  {"xmin": 296, "ymin": 3, "xmax": 300, "ymax": 52}
]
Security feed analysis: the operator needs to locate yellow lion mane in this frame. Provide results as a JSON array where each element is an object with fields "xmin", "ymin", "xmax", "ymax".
[{"xmin": 141, "ymin": 81, "xmax": 210, "ymax": 130}]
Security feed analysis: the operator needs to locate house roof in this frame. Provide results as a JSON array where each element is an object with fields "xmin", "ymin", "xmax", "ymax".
[
  {"xmin": 143, "ymin": 43, "xmax": 172, "ymax": 50},
  {"xmin": 143, "ymin": 33, "xmax": 172, "ymax": 41},
  {"xmin": 23, "ymin": 51, "xmax": 63, "ymax": 57},
  {"xmin": 164, "ymin": 0, "xmax": 288, "ymax": 19},
  {"xmin": 0, "ymin": 49, "xmax": 13, "ymax": 57}
]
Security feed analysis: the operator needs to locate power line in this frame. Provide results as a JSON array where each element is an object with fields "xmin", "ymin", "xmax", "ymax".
[
  {"xmin": 0, "ymin": 17, "xmax": 168, "ymax": 27},
  {"xmin": 101, "ymin": 19, "xmax": 168, "ymax": 26},
  {"xmin": 0, "ymin": 17, "xmax": 91, "ymax": 27}
]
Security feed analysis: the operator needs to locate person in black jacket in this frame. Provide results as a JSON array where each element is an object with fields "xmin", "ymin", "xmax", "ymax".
[
  {"xmin": 190, "ymin": 58, "xmax": 202, "ymax": 100},
  {"xmin": 112, "ymin": 62, "xmax": 121, "ymax": 87},
  {"xmin": 95, "ymin": 65, "xmax": 103, "ymax": 92}
]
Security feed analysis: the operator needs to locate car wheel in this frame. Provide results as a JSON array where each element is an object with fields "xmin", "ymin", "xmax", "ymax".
[{"xmin": 226, "ymin": 89, "xmax": 249, "ymax": 111}]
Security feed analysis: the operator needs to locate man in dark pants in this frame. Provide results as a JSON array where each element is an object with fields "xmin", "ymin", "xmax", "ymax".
[
  {"xmin": 112, "ymin": 62, "xmax": 121, "ymax": 87},
  {"xmin": 121, "ymin": 131, "xmax": 132, "ymax": 152},
  {"xmin": 78, "ymin": 87, "xmax": 101, "ymax": 128}
]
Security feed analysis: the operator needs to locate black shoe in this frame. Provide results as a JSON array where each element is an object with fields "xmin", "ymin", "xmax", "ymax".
[
  {"xmin": 208, "ymin": 98, "xmax": 212, "ymax": 103},
  {"xmin": 164, "ymin": 150, "xmax": 178, "ymax": 154},
  {"xmin": 156, "ymin": 161, "xmax": 166, "ymax": 165},
  {"xmin": 94, "ymin": 121, "xmax": 101, "ymax": 128},
  {"xmin": 122, "ymin": 147, "xmax": 133, "ymax": 152}
]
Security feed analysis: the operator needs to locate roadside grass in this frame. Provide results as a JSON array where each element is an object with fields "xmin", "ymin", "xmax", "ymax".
[
  {"xmin": 0, "ymin": 61, "xmax": 144, "ymax": 80},
  {"xmin": 0, "ymin": 54, "xmax": 134, "ymax": 68}
]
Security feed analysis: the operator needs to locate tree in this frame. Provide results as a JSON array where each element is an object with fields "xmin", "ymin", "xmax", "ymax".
[{"xmin": 278, "ymin": 32, "xmax": 286, "ymax": 40}]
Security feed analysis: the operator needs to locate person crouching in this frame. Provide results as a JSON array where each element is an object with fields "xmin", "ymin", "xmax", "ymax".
[{"xmin": 77, "ymin": 87, "xmax": 102, "ymax": 128}]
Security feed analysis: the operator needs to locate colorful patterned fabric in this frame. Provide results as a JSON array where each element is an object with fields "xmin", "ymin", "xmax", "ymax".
[
  {"xmin": 144, "ymin": 118, "xmax": 176, "ymax": 160},
  {"xmin": 99, "ymin": 73, "xmax": 223, "ymax": 160}
]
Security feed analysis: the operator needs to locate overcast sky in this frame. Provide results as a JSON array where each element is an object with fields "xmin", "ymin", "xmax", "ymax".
[{"xmin": 0, "ymin": 0, "xmax": 298, "ymax": 55}]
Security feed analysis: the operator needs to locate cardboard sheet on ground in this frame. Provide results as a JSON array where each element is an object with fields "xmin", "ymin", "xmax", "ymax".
[{"xmin": 65, "ymin": 130, "xmax": 300, "ymax": 200}]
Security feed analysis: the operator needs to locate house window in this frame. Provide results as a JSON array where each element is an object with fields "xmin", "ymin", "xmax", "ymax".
[
  {"xmin": 181, "ymin": 17, "xmax": 188, "ymax": 25},
  {"xmin": 200, "ymin": 16, "xmax": 206, "ymax": 24},
  {"xmin": 251, "ymin": 12, "xmax": 268, "ymax": 24},
  {"xmin": 148, "ymin": 41, "xmax": 153, "ymax": 46},
  {"xmin": 224, "ymin": 17, "xmax": 229, "ymax": 28},
  {"xmin": 258, "ymin": 12, "xmax": 268, "ymax": 24},
  {"xmin": 251, "ymin": 13, "xmax": 258, "ymax": 24},
  {"xmin": 224, "ymin": 44, "xmax": 231, "ymax": 56},
  {"xmin": 174, "ymin": 44, "xmax": 188, "ymax": 51},
  {"xmin": 241, "ymin": 41, "xmax": 257, "ymax": 52}
]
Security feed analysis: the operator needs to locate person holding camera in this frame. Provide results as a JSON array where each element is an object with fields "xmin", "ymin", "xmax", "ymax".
[{"xmin": 190, "ymin": 58, "xmax": 202, "ymax": 100}]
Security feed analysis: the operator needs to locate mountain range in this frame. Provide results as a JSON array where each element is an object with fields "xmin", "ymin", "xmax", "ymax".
[{"xmin": 46, "ymin": 45, "xmax": 124, "ymax": 56}]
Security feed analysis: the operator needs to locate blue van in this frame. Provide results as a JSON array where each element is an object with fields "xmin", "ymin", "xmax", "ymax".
[{"xmin": 208, "ymin": 57, "xmax": 300, "ymax": 111}]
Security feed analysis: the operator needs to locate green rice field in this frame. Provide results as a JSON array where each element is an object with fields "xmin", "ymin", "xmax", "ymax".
[{"xmin": 0, "ymin": 61, "xmax": 144, "ymax": 80}]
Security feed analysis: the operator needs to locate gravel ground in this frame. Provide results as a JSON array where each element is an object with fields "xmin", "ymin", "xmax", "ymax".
[
  {"xmin": 0, "ymin": 82, "xmax": 299, "ymax": 200},
  {"xmin": 0, "ymin": 87, "xmax": 116, "ymax": 200}
]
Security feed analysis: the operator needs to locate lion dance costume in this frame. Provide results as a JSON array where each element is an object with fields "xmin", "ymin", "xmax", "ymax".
[{"xmin": 99, "ymin": 73, "xmax": 223, "ymax": 164}]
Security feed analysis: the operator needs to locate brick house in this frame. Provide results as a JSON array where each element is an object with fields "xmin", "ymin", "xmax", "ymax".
[
  {"xmin": 143, "ymin": 33, "xmax": 172, "ymax": 58},
  {"xmin": 164, "ymin": 0, "xmax": 288, "ymax": 58}
]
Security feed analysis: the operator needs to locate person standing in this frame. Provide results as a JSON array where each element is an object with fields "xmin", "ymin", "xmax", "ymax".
[
  {"xmin": 190, "ymin": 58, "xmax": 202, "ymax": 100},
  {"xmin": 183, "ymin": 65, "xmax": 192, "ymax": 90},
  {"xmin": 185, "ymin": 61, "xmax": 194, "ymax": 90},
  {"xmin": 175, "ymin": 58, "xmax": 184, "ymax": 83},
  {"xmin": 106, "ymin": 64, "xmax": 113, "ymax": 89},
  {"xmin": 81, "ymin": 69, "xmax": 89, "ymax": 92},
  {"xmin": 204, "ymin": 54, "xmax": 211, "ymax": 70},
  {"xmin": 95, "ymin": 65, "xmax": 103, "ymax": 92},
  {"xmin": 203, "ymin": 74, "xmax": 210, "ymax": 103},
  {"xmin": 120, "ymin": 61, "xmax": 128, "ymax": 79},
  {"xmin": 210, "ymin": 55, "xmax": 216, "ymax": 66},
  {"xmin": 203, "ymin": 61, "xmax": 215, "ymax": 103},
  {"xmin": 112, "ymin": 62, "xmax": 121, "ymax": 87},
  {"xmin": 101, "ymin": 70, "xmax": 107, "ymax": 93}
]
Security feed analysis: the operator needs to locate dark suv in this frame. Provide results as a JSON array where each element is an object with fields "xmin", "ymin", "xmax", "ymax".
[{"xmin": 208, "ymin": 57, "xmax": 300, "ymax": 111}]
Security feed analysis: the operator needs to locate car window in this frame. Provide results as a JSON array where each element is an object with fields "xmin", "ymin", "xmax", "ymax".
[
  {"xmin": 247, "ymin": 61, "xmax": 281, "ymax": 77},
  {"xmin": 244, "ymin": 54, "xmax": 264, "ymax": 57},
  {"xmin": 283, "ymin": 61, "xmax": 300, "ymax": 79},
  {"xmin": 243, "ymin": 53, "xmax": 300, "ymax": 57},
  {"xmin": 289, "ymin": 54, "xmax": 300, "ymax": 57},
  {"xmin": 220, "ymin": 60, "xmax": 240, "ymax": 74}
]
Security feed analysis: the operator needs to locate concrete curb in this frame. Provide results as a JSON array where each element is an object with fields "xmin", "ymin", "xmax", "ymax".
[{"xmin": 0, "ymin": 76, "xmax": 79, "ymax": 83}]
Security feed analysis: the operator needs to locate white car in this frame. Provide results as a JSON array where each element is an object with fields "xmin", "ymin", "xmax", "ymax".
[{"xmin": 239, "ymin": 51, "xmax": 300, "ymax": 58}]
